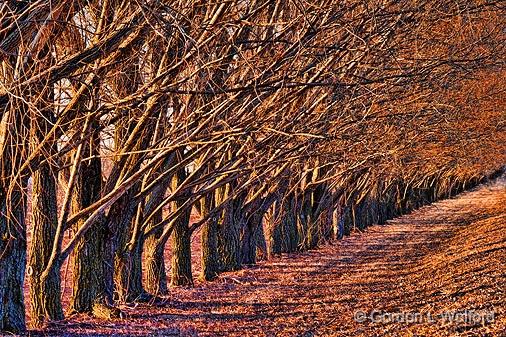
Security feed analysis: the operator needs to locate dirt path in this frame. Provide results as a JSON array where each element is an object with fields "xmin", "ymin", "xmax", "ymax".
[{"xmin": 32, "ymin": 177, "xmax": 505, "ymax": 337}]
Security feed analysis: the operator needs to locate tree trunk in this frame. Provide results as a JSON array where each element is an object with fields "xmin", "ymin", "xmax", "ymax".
[
  {"xmin": 170, "ymin": 218, "xmax": 193, "ymax": 286},
  {"xmin": 69, "ymin": 128, "xmax": 114, "ymax": 314},
  {"xmin": 127, "ymin": 234, "xmax": 147, "ymax": 300},
  {"xmin": 200, "ymin": 194, "xmax": 220, "ymax": 281},
  {"xmin": 307, "ymin": 187, "xmax": 324, "ymax": 249},
  {"xmin": 320, "ymin": 206, "xmax": 334, "ymax": 242},
  {"xmin": 281, "ymin": 193, "xmax": 299, "ymax": 253},
  {"xmin": 218, "ymin": 194, "xmax": 243, "ymax": 272},
  {"xmin": 170, "ymin": 168, "xmax": 193, "ymax": 287},
  {"xmin": 111, "ymin": 190, "xmax": 141, "ymax": 302},
  {"xmin": 28, "ymin": 71, "xmax": 64, "ymax": 326},
  {"xmin": 297, "ymin": 190, "xmax": 312, "ymax": 250},
  {"xmin": 332, "ymin": 207, "xmax": 339, "ymax": 240},
  {"xmin": 342, "ymin": 205, "xmax": 353, "ymax": 237},
  {"xmin": 144, "ymin": 209, "xmax": 168, "ymax": 295},
  {"xmin": 266, "ymin": 200, "xmax": 282, "ymax": 258},
  {"xmin": 218, "ymin": 202, "xmax": 242, "ymax": 271},
  {"xmin": 240, "ymin": 213, "xmax": 263, "ymax": 265},
  {"xmin": 71, "ymin": 213, "xmax": 115, "ymax": 314},
  {"xmin": 139, "ymin": 152, "xmax": 174, "ymax": 295},
  {"xmin": 0, "ymin": 79, "xmax": 29, "ymax": 333},
  {"xmin": 0, "ymin": 190, "xmax": 27, "ymax": 333},
  {"xmin": 353, "ymin": 201, "xmax": 367, "ymax": 231},
  {"xmin": 29, "ymin": 160, "xmax": 64, "ymax": 326},
  {"xmin": 256, "ymin": 220, "xmax": 268, "ymax": 261}
]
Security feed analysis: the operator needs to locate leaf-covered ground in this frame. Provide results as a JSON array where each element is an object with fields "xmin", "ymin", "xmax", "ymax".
[{"xmin": 26, "ymin": 177, "xmax": 505, "ymax": 337}]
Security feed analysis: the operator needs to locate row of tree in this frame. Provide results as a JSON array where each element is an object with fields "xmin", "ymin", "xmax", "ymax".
[{"xmin": 0, "ymin": 0, "xmax": 505, "ymax": 332}]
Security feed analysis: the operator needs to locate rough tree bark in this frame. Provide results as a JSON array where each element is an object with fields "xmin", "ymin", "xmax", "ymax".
[
  {"xmin": 0, "ymin": 104, "xmax": 29, "ymax": 333},
  {"xmin": 144, "ymin": 209, "xmax": 168, "ymax": 295},
  {"xmin": 170, "ymin": 167, "xmax": 193, "ymax": 287},
  {"xmin": 111, "ymin": 188, "xmax": 141, "ymax": 302},
  {"xmin": 218, "ymin": 188, "xmax": 244, "ymax": 272},
  {"xmin": 240, "ymin": 212, "xmax": 263, "ymax": 265},
  {"xmin": 69, "ymin": 127, "xmax": 113, "ymax": 315},
  {"xmin": 281, "ymin": 193, "xmax": 299, "ymax": 253},
  {"xmin": 28, "ymin": 92, "xmax": 64, "ymax": 326},
  {"xmin": 0, "ymin": 189, "xmax": 27, "ymax": 333},
  {"xmin": 199, "ymin": 193, "xmax": 220, "ymax": 281},
  {"xmin": 143, "ymin": 156, "xmax": 174, "ymax": 295},
  {"xmin": 266, "ymin": 200, "xmax": 283, "ymax": 258},
  {"xmin": 241, "ymin": 191, "xmax": 277, "ymax": 265}
]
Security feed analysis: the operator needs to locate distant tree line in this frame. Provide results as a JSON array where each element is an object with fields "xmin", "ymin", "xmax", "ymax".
[{"xmin": 0, "ymin": 0, "xmax": 505, "ymax": 332}]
